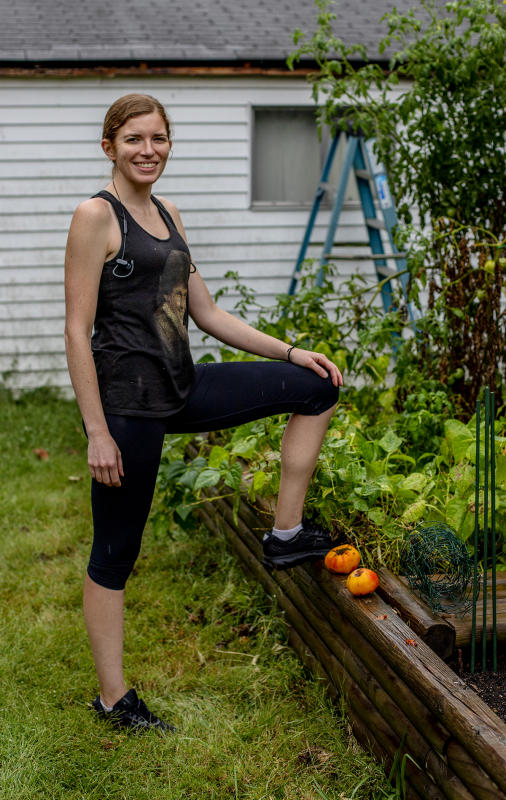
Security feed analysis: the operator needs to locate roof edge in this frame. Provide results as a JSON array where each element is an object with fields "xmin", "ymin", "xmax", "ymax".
[{"xmin": 0, "ymin": 58, "xmax": 382, "ymax": 79}]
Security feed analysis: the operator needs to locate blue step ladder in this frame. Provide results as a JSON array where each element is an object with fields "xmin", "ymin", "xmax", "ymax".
[{"xmin": 289, "ymin": 131, "xmax": 416, "ymax": 324}]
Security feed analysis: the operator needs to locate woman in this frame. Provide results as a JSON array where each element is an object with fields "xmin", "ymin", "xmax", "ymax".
[{"xmin": 64, "ymin": 94, "xmax": 343, "ymax": 732}]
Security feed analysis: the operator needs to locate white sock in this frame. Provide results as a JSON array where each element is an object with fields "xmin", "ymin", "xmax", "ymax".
[
  {"xmin": 100, "ymin": 698, "xmax": 114, "ymax": 712},
  {"xmin": 269, "ymin": 522, "xmax": 303, "ymax": 541}
]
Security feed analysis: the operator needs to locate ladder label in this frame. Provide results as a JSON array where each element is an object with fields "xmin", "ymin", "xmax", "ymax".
[
  {"xmin": 376, "ymin": 174, "xmax": 393, "ymax": 210},
  {"xmin": 364, "ymin": 139, "xmax": 381, "ymax": 175}
]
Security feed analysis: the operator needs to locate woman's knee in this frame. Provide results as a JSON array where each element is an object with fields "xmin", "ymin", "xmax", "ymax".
[
  {"xmin": 87, "ymin": 521, "xmax": 142, "ymax": 589},
  {"xmin": 87, "ymin": 557, "xmax": 136, "ymax": 591},
  {"xmin": 89, "ymin": 488, "xmax": 145, "ymax": 591},
  {"xmin": 310, "ymin": 374, "xmax": 340, "ymax": 416}
]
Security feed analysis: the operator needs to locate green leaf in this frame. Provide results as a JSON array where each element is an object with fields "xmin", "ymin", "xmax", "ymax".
[
  {"xmin": 349, "ymin": 495, "xmax": 369, "ymax": 512},
  {"xmin": 444, "ymin": 420, "xmax": 474, "ymax": 461},
  {"xmin": 444, "ymin": 498, "xmax": 468, "ymax": 534},
  {"xmin": 325, "ymin": 436, "xmax": 349, "ymax": 451},
  {"xmin": 314, "ymin": 340, "xmax": 334, "ymax": 359},
  {"xmin": 389, "ymin": 453, "xmax": 417, "ymax": 466},
  {"xmin": 188, "ymin": 456, "xmax": 208, "ymax": 471},
  {"xmin": 460, "ymin": 511, "xmax": 475, "ymax": 542},
  {"xmin": 401, "ymin": 500, "xmax": 426, "ymax": 523},
  {"xmin": 379, "ymin": 388, "xmax": 396, "ymax": 412},
  {"xmin": 375, "ymin": 475, "xmax": 394, "ymax": 494},
  {"xmin": 467, "ymin": 436, "xmax": 506, "ymax": 464},
  {"xmin": 175, "ymin": 503, "xmax": 194, "ymax": 521},
  {"xmin": 357, "ymin": 438, "xmax": 376, "ymax": 461},
  {"xmin": 178, "ymin": 469, "xmax": 199, "ymax": 489},
  {"xmin": 354, "ymin": 480, "xmax": 381, "ymax": 498},
  {"xmin": 208, "ymin": 445, "xmax": 229, "ymax": 469},
  {"xmin": 367, "ymin": 508, "xmax": 386, "ymax": 525},
  {"xmin": 364, "ymin": 354, "xmax": 390, "ymax": 383},
  {"xmin": 496, "ymin": 454, "xmax": 506, "ymax": 486},
  {"xmin": 194, "ymin": 469, "xmax": 221, "ymax": 491},
  {"xmin": 401, "ymin": 472, "xmax": 428, "ymax": 492},
  {"xmin": 453, "ymin": 436, "xmax": 475, "ymax": 462},
  {"xmin": 378, "ymin": 430, "xmax": 403, "ymax": 454},
  {"xmin": 159, "ymin": 459, "xmax": 187, "ymax": 483},
  {"xmin": 449, "ymin": 463, "xmax": 475, "ymax": 495},
  {"xmin": 231, "ymin": 437, "xmax": 259, "ymax": 459},
  {"xmin": 253, "ymin": 470, "xmax": 266, "ymax": 493},
  {"xmin": 337, "ymin": 462, "xmax": 367, "ymax": 484},
  {"xmin": 444, "ymin": 419, "xmax": 471, "ymax": 441},
  {"xmin": 365, "ymin": 459, "xmax": 384, "ymax": 477},
  {"xmin": 224, "ymin": 462, "xmax": 242, "ymax": 491}
]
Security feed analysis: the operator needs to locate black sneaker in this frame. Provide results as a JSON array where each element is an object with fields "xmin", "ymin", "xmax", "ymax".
[
  {"xmin": 91, "ymin": 688, "xmax": 175, "ymax": 732},
  {"xmin": 262, "ymin": 520, "xmax": 333, "ymax": 570}
]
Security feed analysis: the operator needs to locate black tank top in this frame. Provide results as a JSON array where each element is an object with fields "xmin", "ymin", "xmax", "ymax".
[{"xmin": 91, "ymin": 191, "xmax": 195, "ymax": 417}]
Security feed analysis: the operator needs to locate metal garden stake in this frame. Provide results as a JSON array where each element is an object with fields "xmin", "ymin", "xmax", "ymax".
[{"xmin": 470, "ymin": 387, "xmax": 497, "ymax": 673}]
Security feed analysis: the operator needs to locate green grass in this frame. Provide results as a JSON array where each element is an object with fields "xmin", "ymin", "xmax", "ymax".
[{"xmin": 0, "ymin": 388, "xmax": 392, "ymax": 800}]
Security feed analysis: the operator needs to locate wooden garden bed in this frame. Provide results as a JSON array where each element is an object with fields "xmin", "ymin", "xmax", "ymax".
[{"xmin": 188, "ymin": 445, "xmax": 506, "ymax": 800}]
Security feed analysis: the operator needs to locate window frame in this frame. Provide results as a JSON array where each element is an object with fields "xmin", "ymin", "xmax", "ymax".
[{"xmin": 249, "ymin": 104, "xmax": 360, "ymax": 211}]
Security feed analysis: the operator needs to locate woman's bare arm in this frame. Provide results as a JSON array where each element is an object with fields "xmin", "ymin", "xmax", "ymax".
[
  {"xmin": 64, "ymin": 199, "xmax": 124, "ymax": 486},
  {"xmin": 160, "ymin": 199, "xmax": 343, "ymax": 387},
  {"xmin": 189, "ymin": 271, "xmax": 342, "ymax": 386}
]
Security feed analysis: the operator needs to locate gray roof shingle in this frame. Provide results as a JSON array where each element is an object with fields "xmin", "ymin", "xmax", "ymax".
[{"xmin": 0, "ymin": 0, "xmax": 428, "ymax": 64}]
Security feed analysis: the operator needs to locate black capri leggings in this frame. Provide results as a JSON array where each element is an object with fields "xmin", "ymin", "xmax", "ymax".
[{"xmin": 88, "ymin": 361, "xmax": 339, "ymax": 590}]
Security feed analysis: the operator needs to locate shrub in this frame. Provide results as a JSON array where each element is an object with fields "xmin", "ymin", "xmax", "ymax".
[{"xmin": 288, "ymin": 0, "xmax": 506, "ymax": 410}]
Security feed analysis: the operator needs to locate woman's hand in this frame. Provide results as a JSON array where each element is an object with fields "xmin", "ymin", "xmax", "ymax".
[
  {"xmin": 88, "ymin": 431, "xmax": 124, "ymax": 487},
  {"xmin": 288, "ymin": 348, "xmax": 343, "ymax": 388}
]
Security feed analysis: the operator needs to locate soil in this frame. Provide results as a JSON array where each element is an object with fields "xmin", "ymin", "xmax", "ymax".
[{"xmin": 448, "ymin": 649, "xmax": 506, "ymax": 723}]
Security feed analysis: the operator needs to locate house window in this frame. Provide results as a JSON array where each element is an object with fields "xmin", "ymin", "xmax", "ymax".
[{"xmin": 251, "ymin": 107, "xmax": 358, "ymax": 207}]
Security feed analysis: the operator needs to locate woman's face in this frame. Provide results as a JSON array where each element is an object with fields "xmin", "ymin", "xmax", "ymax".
[{"xmin": 102, "ymin": 111, "xmax": 171, "ymax": 186}]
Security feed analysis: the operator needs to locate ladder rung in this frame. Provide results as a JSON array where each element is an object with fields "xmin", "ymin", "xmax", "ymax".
[
  {"xmin": 329, "ymin": 242, "xmax": 370, "ymax": 248},
  {"xmin": 355, "ymin": 169, "xmax": 372, "ymax": 180},
  {"xmin": 376, "ymin": 266, "xmax": 398, "ymax": 278},
  {"xmin": 325, "ymin": 253, "xmax": 407, "ymax": 261},
  {"xmin": 365, "ymin": 218, "xmax": 386, "ymax": 230}
]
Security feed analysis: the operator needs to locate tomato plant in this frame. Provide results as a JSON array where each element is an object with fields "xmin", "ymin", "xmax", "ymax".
[{"xmin": 289, "ymin": 0, "xmax": 505, "ymax": 411}]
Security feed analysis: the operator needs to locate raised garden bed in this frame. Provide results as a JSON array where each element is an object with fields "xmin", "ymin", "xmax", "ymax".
[{"xmin": 187, "ymin": 443, "xmax": 506, "ymax": 800}]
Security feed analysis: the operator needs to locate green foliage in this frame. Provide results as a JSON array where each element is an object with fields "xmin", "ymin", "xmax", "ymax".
[
  {"xmin": 157, "ymin": 270, "xmax": 506, "ymax": 574},
  {"xmin": 220, "ymin": 266, "xmax": 405, "ymax": 385},
  {"xmin": 288, "ymin": 0, "xmax": 506, "ymax": 410},
  {"xmin": 158, "ymin": 398, "xmax": 506, "ymax": 574},
  {"xmin": 289, "ymin": 0, "xmax": 505, "ymax": 231}
]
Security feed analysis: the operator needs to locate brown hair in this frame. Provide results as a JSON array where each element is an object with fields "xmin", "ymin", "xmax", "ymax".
[{"xmin": 102, "ymin": 94, "xmax": 172, "ymax": 142}]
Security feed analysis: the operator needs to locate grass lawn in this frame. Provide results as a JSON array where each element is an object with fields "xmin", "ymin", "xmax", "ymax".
[{"xmin": 0, "ymin": 389, "xmax": 392, "ymax": 800}]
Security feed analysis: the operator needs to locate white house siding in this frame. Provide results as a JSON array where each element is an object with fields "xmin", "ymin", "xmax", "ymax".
[{"xmin": 0, "ymin": 75, "xmax": 377, "ymax": 391}]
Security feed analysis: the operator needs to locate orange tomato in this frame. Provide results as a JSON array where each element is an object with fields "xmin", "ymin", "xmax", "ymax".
[
  {"xmin": 346, "ymin": 568, "xmax": 379, "ymax": 596},
  {"xmin": 324, "ymin": 544, "xmax": 361, "ymax": 574}
]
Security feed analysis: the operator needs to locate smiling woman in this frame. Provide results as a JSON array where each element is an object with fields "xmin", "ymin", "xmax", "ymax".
[{"xmin": 63, "ymin": 93, "xmax": 342, "ymax": 734}]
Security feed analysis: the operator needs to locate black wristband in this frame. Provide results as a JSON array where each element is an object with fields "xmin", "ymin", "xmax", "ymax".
[{"xmin": 286, "ymin": 345, "xmax": 296, "ymax": 362}]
